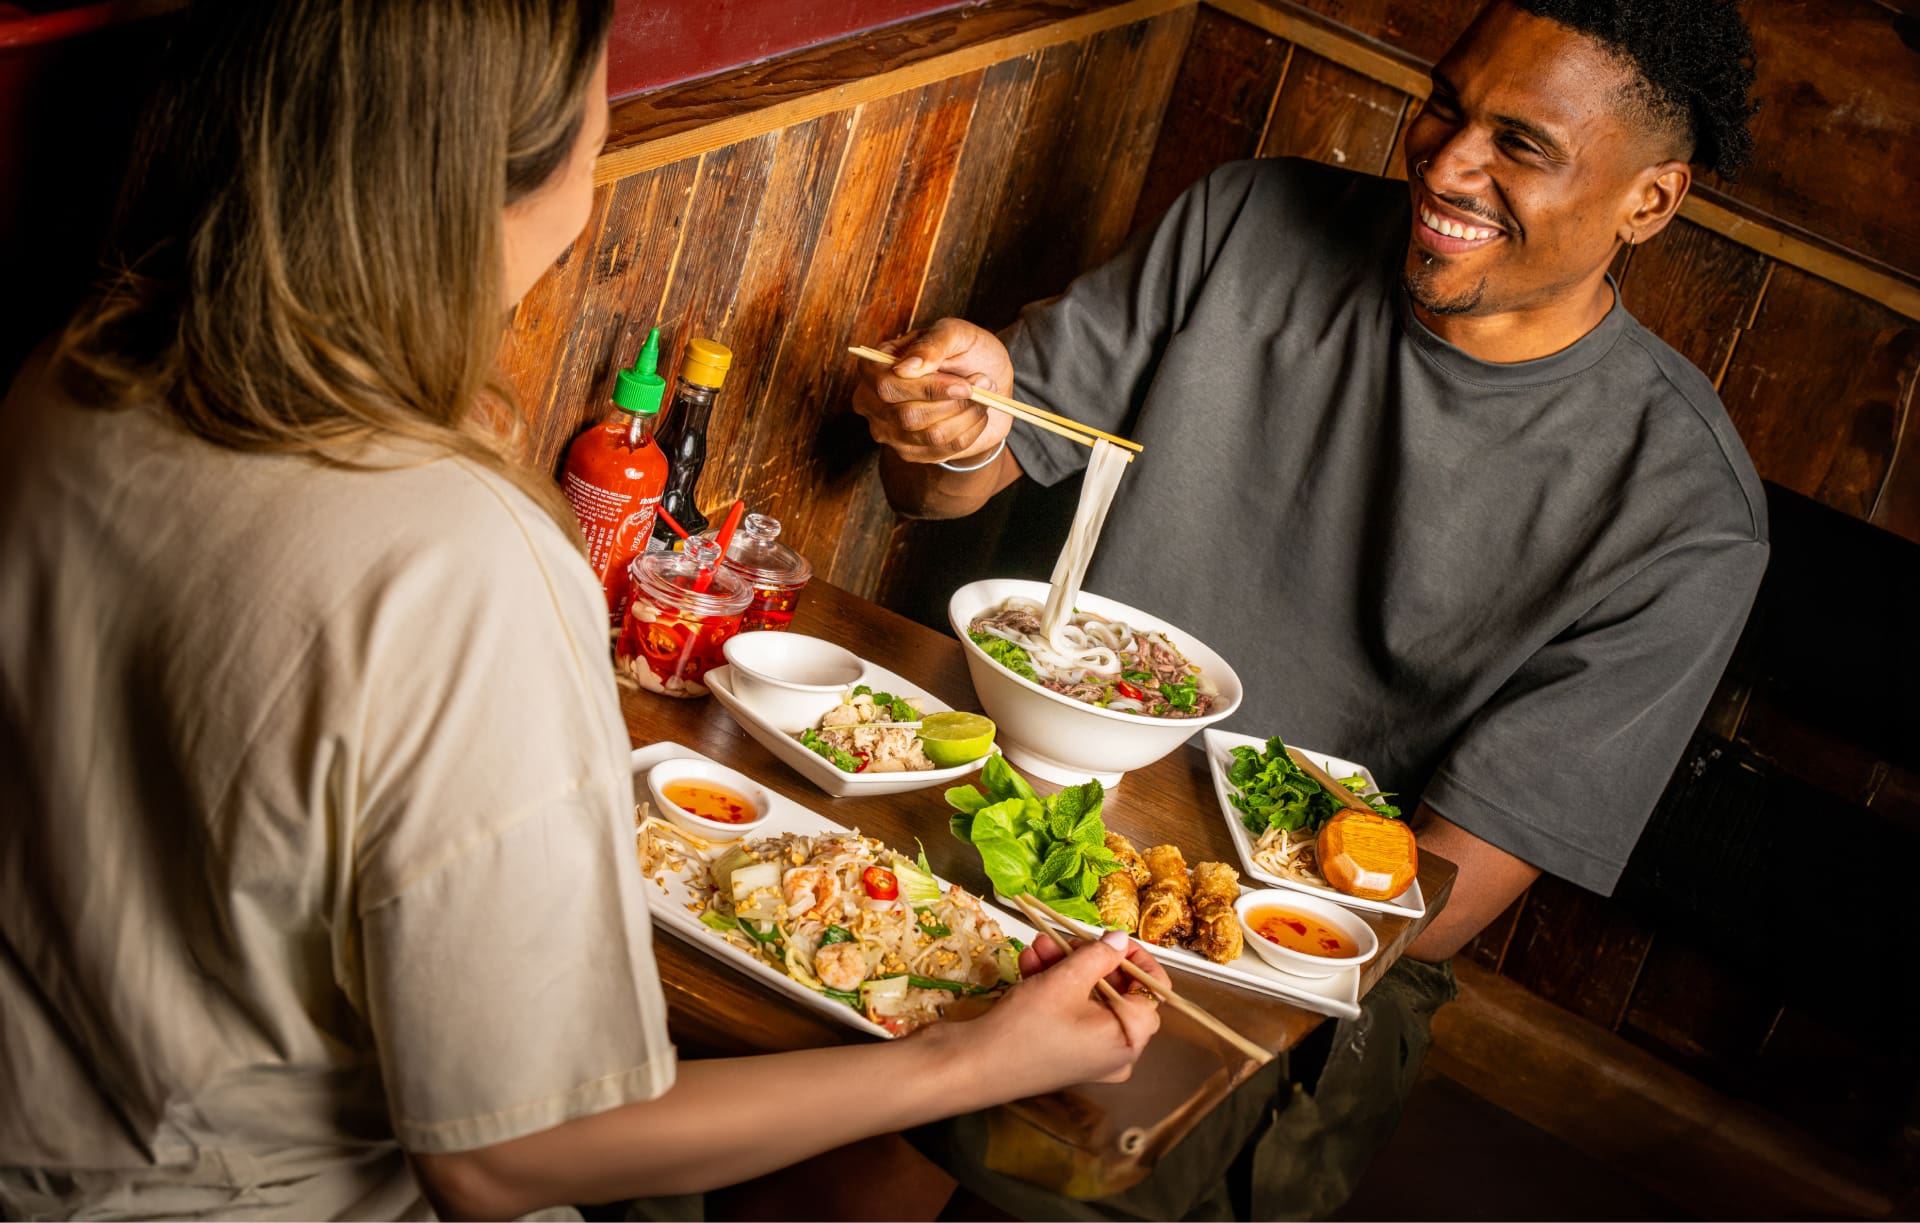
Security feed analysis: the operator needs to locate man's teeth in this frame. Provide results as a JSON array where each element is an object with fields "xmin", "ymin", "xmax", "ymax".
[{"xmin": 1420, "ymin": 205, "xmax": 1499, "ymax": 241}]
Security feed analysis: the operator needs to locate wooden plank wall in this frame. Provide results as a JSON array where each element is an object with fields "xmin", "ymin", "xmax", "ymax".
[
  {"xmin": 500, "ymin": 0, "xmax": 1918, "ymax": 1183},
  {"xmin": 500, "ymin": 6, "xmax": 1199, "ymax": 603}
]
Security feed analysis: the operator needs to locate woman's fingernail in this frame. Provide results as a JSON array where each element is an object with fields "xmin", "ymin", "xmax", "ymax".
[
  {"xmin": 1101, "ymin": 929, "xmax": 1130, "ymax": 950},
  {"xmin": 947, "ymin": 382, "xmax": 971, "ymax": 398},
  {"xmin": 897, "ymin": 359, "xmax": 925, "ymax": 376},
  {"xmin": 970, "ymin": 373, "xmax": 993, "ymax": 389}
]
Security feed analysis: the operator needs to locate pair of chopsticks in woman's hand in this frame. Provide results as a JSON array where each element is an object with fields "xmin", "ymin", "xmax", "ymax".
[
  {"xmin": 1010, "ymin": 893, "xmax": 1273, "ymax": 1066},
  {"xmin": 848, "ymin": 345, "xmax": 1143, "ymax": 462}
]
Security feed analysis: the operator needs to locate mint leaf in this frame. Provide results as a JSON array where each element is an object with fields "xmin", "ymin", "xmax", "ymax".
[
  {"xmin": 1035, "ymin": 842, "xmax": 1080, "ymax": 889},
  {"xmin": 1047, "ymin": 804, "xmax": 1074, "ymax": 840}
]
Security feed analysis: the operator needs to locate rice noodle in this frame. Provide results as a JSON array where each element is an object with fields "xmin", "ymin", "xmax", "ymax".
[{"xmin": 1038, "ymin": 439, "xmax": 1131, "ymax": 670}]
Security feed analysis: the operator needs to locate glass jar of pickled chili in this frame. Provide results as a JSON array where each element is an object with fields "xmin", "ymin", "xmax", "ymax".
[
  {"xmin": 695, "ymin": 512, "xmax": 813, "ymax": 633},
  {"xmin": 617, "ymin": 539, "xmax": 751, "ymax": 698}
]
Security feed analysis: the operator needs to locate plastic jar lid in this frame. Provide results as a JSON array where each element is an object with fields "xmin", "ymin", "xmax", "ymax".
[
  {"xmin": 630, "ymin": 538, "xmax": 752, "ymax": 617},
  {"xmin": 696, "ymin": 513, "xmax": 813, "ymax": 589}
]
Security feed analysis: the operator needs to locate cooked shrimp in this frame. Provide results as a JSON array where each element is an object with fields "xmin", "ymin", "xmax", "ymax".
[
  {"xmin": 783, "ymin": 864, "xmax": 841, "ymax": 919},
  {"xmin": 814, "ymin": 942, "xmax": 868, "ymax": 991}
]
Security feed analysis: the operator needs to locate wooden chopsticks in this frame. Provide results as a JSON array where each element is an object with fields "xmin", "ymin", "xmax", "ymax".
[
  {"xmin": 848, "ymin": 345, "xmax": 1142, "ymax": 461},
  {"xmin": 1013, "ymin": 894, "xmax": 1274, "ymax": 1066},
  {"xmin": 1284, "ymin": 747, "xmax": 1377, "ymax": 815}
]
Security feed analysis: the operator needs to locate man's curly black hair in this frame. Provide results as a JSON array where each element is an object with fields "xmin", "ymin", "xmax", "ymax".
[{"xmin": 1509, "ymin": 0, "xmax": 1760, "ymax": 179}]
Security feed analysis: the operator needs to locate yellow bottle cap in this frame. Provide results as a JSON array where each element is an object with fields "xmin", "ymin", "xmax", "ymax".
[{"xmin": 680, "ymin": 338, "xmax": 733, "ymax": 389}]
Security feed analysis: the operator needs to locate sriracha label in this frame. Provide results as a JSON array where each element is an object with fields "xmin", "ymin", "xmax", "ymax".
[{"xmin": 561, "ymin": 415, "xmax": 668, "ymax": 625}]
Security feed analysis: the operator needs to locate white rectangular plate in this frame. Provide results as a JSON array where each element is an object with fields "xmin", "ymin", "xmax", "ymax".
[
  {"xmin": 631, "ymin": 741, "xmax": 1035, "ymax": 1038},
  {"xmin": 706, "ymin": 660, "xmax": 991, "ymax": 798},
  {"xmin": 1205, "ymin": 729, "xmax": 1427, "ymax": 919},
  {"xmin": 1014, "ymin": 888, "xmax": 1361, "ymax": 1022}
]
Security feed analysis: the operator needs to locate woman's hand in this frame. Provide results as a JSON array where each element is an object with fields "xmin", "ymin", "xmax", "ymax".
[
  {"xmin": 852, "ymin": 318, "xmax": 1015, "ymax": 465},
  {"xmin": 947, "ymin": 930, "xmax": 1167, "ymax": 1094}
]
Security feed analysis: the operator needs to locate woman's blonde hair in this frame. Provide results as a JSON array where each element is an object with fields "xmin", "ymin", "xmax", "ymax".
[{"xmin": 55, "ymin": 0, "xmax": 613, "ymax": 532}]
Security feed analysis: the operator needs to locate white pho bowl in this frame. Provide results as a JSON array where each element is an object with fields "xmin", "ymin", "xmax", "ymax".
[
  {"xmin": 645, "ymin": 756, "xmax": 774, "ymax": 841},
  {"xmin": 720, "ymin": 631, "xmax": 866, "ymax": 732},
  {"xmin": 1233, "ymin": 888, "xmax": 1379, "ymax": 978},
  {"xmin": 946, "ymin": 578, "xmax": 1243, "ymax": 787}
]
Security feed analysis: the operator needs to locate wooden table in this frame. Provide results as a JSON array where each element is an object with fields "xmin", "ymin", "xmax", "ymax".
[{"xmin": 619, "ymin": 580, "xmax": 1455, "ymax": 1199}]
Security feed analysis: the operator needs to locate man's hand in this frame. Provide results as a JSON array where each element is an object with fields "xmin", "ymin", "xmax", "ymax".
[{"xmin": 852, "ymin": 318, "xmax": 1015, "ymax": 466}]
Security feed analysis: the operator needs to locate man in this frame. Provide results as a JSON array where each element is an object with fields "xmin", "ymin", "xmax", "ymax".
[{"xmin": 857, "ymin": 0, "xmax": 1766, "ymax": 1213}]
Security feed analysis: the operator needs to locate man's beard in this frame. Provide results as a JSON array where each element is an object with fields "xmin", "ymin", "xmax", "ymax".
[{"xmin": 1404, "ymin": 252, "xmax": 1488, "ymax": 316}]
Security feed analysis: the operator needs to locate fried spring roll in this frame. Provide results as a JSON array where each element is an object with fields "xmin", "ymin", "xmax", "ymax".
[
  {"xmin": 1142, "ymin": 844, "xmax": 1191, "ymax": 897},
  {"xmin": 1192, "ymin": 860, "xmax": 1239, "ymax": 906},
  {"xmin": 1106, "ymin": 832, "xmax": 1151, "ymax": 889},
  {"xmin": 1188, "ymin": 861, "xmax": 1244, "ymax": 963},
  {"xmin": 1138, "ymin": 844, "xmax": 1193, "ymax": 945},
  {"xmin": 1094, "ymin": 870, "xmax": 1140, "ymax": 932}
]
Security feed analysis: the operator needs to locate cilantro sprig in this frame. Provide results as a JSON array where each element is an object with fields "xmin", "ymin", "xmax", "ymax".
[
  {"xmin": 1227, "ymin": 735, "xmax": 1402, "ymax": 836},
  {"xmin": 850, "ymin": 684, "xmax": 918, "ymax": 723},
  {"xmin": 798, "ymin": 728, "xmax": 860, "ymax": 773}
]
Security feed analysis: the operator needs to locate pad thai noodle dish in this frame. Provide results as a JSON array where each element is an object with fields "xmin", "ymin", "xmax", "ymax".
[
  {"xmin": 795, "ymin": 685, "xmax": 935, "ymax": 773},
  {"xmin": 968, "ymin": 596, "xmax": 1217, "ymax": 719},
  {"xmin": 651, "ymin": 826, "xmax": 1020, "ymax": 1034}
]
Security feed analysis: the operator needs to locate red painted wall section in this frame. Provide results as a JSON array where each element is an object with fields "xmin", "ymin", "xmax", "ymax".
[{"xmin": 607, "ymin": 0, "xmax": 966, "ymax": 96}]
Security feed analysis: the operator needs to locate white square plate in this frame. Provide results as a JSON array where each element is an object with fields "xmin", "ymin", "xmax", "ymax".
[
  {"xmin": 705, "ymin": 661, "xmax": 992, "ymax": 798},
  {"xmin": 1205, "ymin": 729, "xmax": 1427, "ymax": 919},
  {"xmin": 630, "ymin": 741, "xmax": 1035, "ymax": 1038}
]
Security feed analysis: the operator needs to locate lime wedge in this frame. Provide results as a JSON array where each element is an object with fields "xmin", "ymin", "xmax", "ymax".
[{"xmin": 918, "ymin": 712, "xmax": 996, "ymax": 768}]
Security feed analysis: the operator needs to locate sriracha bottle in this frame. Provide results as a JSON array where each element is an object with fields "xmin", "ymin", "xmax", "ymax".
[{"xmin": 562, "ymin": 327, "xmax": 669, "ymax": 626}]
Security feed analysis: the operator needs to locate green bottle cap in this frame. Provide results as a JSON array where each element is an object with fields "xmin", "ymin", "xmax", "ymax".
[{"xmin": 612, "ymin": 327, "xmax": 666, "ymax": 415}]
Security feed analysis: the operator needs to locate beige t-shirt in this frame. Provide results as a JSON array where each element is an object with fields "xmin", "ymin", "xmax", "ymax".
[{"xmin": 0, "ymin": 361, "xmax": 677, "ymax": 1219}]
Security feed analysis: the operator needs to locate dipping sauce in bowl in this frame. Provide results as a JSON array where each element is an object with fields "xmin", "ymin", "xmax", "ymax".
[
  {"xmin": 1244, "ymin": 906, "xmax": 1358, "ymax": 958},
  {"xmin": 646, "ymin": 757, "xmax": 773, "ymax": 840},
  {"xmin": 661, "ymin": 780, "xmax": 758, "ymax": 825},
  {"xmin": 1232, "ymin": 888, "xmax": 1377, "ymax": 978}
]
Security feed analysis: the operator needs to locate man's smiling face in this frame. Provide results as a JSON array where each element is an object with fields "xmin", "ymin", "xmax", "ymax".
[{"xmin": 1402, "ymin": 2, "xmax": 1677, "ymax": 319}]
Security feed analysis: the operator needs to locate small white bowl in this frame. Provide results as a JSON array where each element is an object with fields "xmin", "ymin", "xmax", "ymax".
[
  {"xmin": 947, "ymin": 578, "xmax": 1243, "ymax": 787},
  {"xmin": 1233, "ymin": 889, "xmax": 1379, "ymax": 979},
  {"xmin": 721, "ymin": 632, "xmax": 866, "ymax": 732},
  {"xmin": 645, "ymin": 757, "xmax": 773, "ymax": 840}
]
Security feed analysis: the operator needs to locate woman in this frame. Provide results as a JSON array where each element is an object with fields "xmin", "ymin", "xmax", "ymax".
[{"xmin": 0, "ymin": 2, "xmax": 1164, "ymax": 1218}]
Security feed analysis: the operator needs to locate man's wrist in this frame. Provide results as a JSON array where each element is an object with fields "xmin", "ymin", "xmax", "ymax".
[{"xmin": 936, "ymin": 438, "xmax": 1006, "ymax": 473}]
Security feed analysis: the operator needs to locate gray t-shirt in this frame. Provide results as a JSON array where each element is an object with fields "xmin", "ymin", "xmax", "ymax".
[{"xmin": 1004, "ymin": 157, "xmax": 1768, "ymax": 895}]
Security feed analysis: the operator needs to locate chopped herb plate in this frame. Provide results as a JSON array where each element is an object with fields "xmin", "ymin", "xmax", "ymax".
[
  {"xmin": 706, "ymin": 661, "xmax": 993, "ymax": 798},
  {"xmin": 630, "ymin": 741, "xmax": 1036, "ymax": 1038},
  {"xmin": 1206, "ymin": 730, "xmax": 1427, "ymax": 919}
]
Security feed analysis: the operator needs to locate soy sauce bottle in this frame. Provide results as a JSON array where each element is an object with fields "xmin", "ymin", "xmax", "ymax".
[{"xmin": 647, "ymin": 338, "xmax": 732, "ymax": 549}]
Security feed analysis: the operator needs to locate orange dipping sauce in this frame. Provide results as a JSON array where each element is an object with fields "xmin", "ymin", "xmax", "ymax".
[
  {"xmin": 1246, "ymin": 907, "xmax": 1358, "ymax": 958},
  {"xmin": 663, "ymin": 781, "xmax": 758, "ymax": 825}
]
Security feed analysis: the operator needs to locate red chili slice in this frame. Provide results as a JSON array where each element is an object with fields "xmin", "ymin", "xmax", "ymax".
[
  {"xmin": 638, "ymin": 621, "xmax": 688, "ymax": 662},
  {"xmin": 862, "ymin": 866, "xmax": 899, "ymax": 901},
  {"xmin": 1114, "ymin": 679, "xmax": 1147, "ymax": 702}
]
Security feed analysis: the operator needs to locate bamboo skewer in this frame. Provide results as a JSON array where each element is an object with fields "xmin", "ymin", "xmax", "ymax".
[
  {"xmin": 848, "ymin": 345, "xmax": 1141, "ymax": 461},
  {"xmin": 1284, "ymin": 747, "xmax": 1377, "ymax": 815},
  {"xmin": 1015, "ymin": 894, "xmax": 1275, "ymax": 1067}
]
